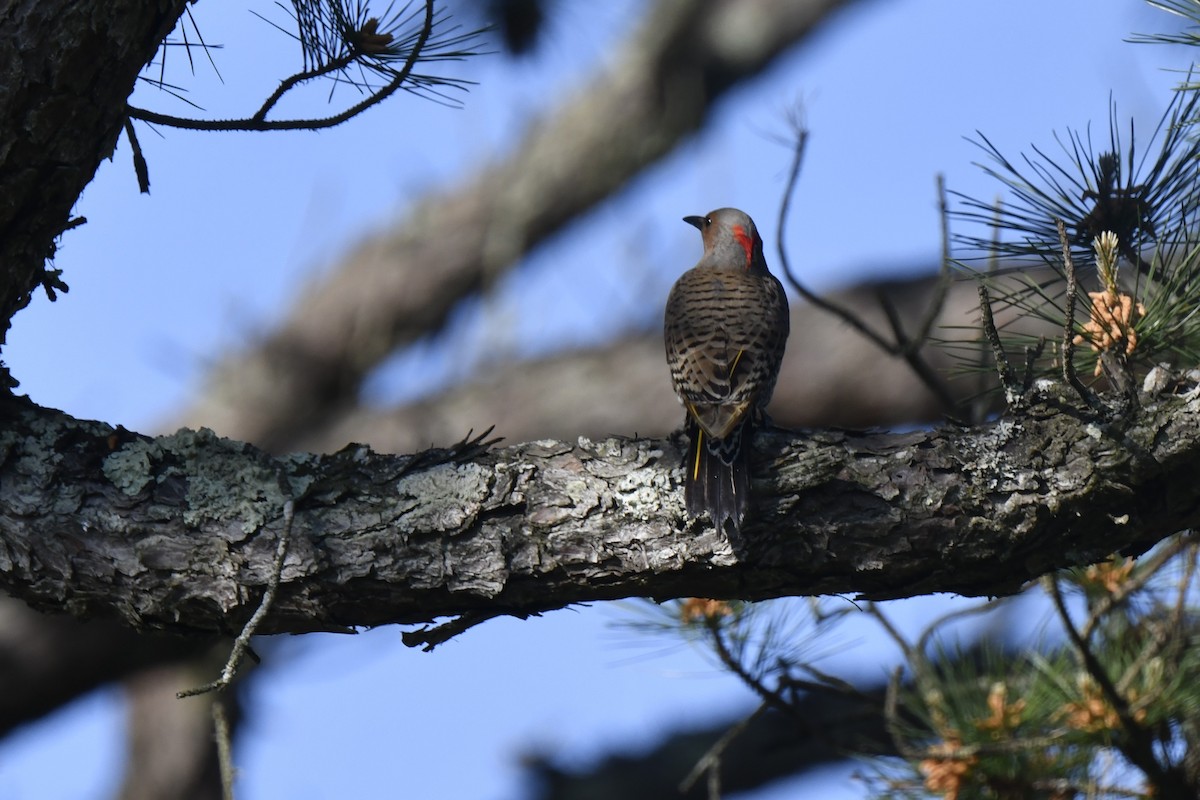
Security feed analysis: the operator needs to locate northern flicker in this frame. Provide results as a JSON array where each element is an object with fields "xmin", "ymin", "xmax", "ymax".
[{"xmin": 664, "ymin": 208, "xmax": 790, "ymax": 533}]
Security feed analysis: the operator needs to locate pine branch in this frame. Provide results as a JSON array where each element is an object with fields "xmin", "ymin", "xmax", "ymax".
[
  {"xmin": 1, "ymin": 386, "xmax": 1195, "ymax": 641},
  {"xmin": 129, "ymin": 1, "xmax": 487, "ymax": 131}
]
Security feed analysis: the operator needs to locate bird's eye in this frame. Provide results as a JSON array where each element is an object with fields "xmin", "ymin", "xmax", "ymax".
[{"xmin": 704, "ymin": 217, "xmax": 712, "ymax": 226}]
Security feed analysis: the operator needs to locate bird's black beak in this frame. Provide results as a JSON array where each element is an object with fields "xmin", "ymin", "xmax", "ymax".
[{"xmin": 683, "ymin": 215, "xmax": 706, "ymax": 230}]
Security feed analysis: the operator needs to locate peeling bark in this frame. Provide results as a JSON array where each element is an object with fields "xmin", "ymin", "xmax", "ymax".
[{"xmin": 1, "ymin": 387, "xmax": 1191, "ymax": 638}]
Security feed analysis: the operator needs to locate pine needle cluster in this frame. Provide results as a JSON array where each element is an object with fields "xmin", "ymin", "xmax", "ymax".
[
  {"xmin": 947, "ymin": 64, "xmax": 1200, "ymax": 391},
  {"xmin": 130, "ymin": 1, "xmax": 488, "ymax": 134},
  {"xmin": 622, "ymin": 535, "xmax": 1200, "ymax": 798},
  {"xmin": 282, "ymin": 0, "xmax": 484, "ymax": 104},
  {"xmin": 871, "ymin": 543, "xmax": 1200, "ymax": 799}
]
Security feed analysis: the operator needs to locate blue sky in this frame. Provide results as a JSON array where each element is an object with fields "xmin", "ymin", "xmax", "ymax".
[{"xmin": 0, "ymin": 1, "xmax": 1186, "ymax": 797}]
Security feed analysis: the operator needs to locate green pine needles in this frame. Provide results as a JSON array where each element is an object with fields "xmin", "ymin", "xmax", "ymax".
[
  {"xmin": 869, "ymin": 548, "xmax": 1200, "ymax": 800},
  {"xmin": 131, "ymin": 2, "xmax": 488, "ymax": 133},
  {"xmin": 948, "ymin": 66, "xmax": 1200, "ymax": 395},
  {"xmin": 284, "ymin": 0, "xmax": 485, "ymax": 105}
]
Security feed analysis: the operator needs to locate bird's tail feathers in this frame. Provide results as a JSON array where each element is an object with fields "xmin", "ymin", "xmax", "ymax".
[{"xmin": 684, "ymin": 419, "xmax": 750, "ymax": 535}]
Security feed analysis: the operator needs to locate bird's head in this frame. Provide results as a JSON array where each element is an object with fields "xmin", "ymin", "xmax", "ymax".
[{"xmin": 684, "ymin": 207, "xmax": 766, "ymax": 272}]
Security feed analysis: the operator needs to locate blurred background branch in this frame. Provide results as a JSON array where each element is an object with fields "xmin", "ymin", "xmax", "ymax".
[{"xmin": 170, "ymin": 0, "xmax": 862, "ymax": 451}]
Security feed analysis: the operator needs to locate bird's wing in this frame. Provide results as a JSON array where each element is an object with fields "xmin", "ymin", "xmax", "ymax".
[{"xmin": 665, "ymin": 270, "xmax": 787, "ymax": 439}]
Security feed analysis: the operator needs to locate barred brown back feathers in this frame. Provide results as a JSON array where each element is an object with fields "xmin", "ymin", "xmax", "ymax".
[{"xmin": 664, "ymin": 208, "xmax": 789, "ymax": 533}]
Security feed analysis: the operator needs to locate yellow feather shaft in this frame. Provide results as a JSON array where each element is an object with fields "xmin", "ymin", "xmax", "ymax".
[
  {"xmin": 692, "ymin": 427, "xmax": 704, "ymax": 481},
  {"xmin": 730, "ymin": 349, "xmax": 744, "ymax": 377}
]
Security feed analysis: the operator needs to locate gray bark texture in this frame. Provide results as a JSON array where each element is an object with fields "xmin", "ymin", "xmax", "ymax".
[{"xmin": 1, "ymin": 385, "xmax": 1190, "ymax": 643}]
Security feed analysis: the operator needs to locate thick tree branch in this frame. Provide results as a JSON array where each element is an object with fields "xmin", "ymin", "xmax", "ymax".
[
  {"xmin": 2, "ymin": 385, "xmax": 1193, "ymax": 638},
  {"xmin": 5, "ymin": 267, "xmax": 1051, "ymax": 720},
  {"xmin": 7, "ymin": 268, "xmax": 974, "ymax": 738}
]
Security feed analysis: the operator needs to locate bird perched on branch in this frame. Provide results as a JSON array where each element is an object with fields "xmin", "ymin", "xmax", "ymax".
[{"xmin": 664, "ymin": 208, "xmax": 790, "ymax": 534}]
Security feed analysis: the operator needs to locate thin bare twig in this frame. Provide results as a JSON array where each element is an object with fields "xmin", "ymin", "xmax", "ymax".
[
  {"xmin": 213, "ymin": 698, "xmax": 236, "ymax": 800},
  {"xmin": 1080, "ymin": 534, "xmax": 1197, "ymax": 641},
  {"xmin": 178, "ymin": 496, "xmax": 295, "ymax": 698},
  {"xmin": 873, "ymin": 175, "xmax": 955, "ymax": 389},
  {"xmin": 401, "ymin": 607, "xmax": 540, "ymax": 652},
  {"xmin": 776, "ymin": 125, "xmax": 891, "ymax": 352},
  {"xmin": 678, "ymin": 702, "xmax": 768, "ymax": 796},
  {"xmin": 866, "ymin": 602, "xmax": 916, "ymax": 662},
  {"xmin": 705, "ymin": 616, "xmax": 796, "ymax": 719},
  {"xmin": 908, "ymin": 174, "xmax": 955, "ymax": 346},
  {"xmin": 123, "ymin": 118, "xmax": 150, "ymax": 194},
  {"xmin": 976, "ymin": 282, "xmax": 1019, "ymax": 402},
  {"xmin": 913, "ymin": 598, "xmax": 1004, "ymax": 657},
  {"xmin": 252, "ymin": 52, "xmax": 358, "ymax": 123},
  {"xmin": 876, "ymin": 292, "xmax": 959, "ymax": 411},
  {"xmin": 775, "ymin": 119, "xmax": 957, "ymax": 413},
  {"xmin": 1057, "ymin": 218, "xmax": 1098, "ymax": 408},
  {"xmin": 1045, "ymin": 575, "xmax": 1189, "ymax": 797}
]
